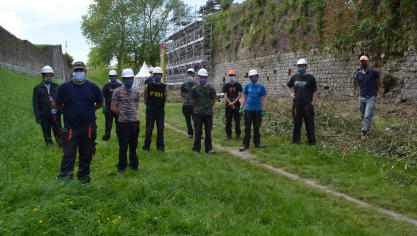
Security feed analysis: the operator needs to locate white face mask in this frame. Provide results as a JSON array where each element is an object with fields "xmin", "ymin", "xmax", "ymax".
[{"xmin": 187, "ymin": 75, "xmax": 194, "ymax": 81}]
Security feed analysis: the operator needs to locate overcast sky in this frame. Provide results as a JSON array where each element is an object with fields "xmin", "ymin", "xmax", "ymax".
[{"xmin": 0, "ymin": 0, "xmax": 241, "ymax": 63}]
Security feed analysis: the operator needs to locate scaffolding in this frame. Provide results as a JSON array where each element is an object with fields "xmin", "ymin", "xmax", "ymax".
[{"xmin": 164, "ymin": 18, "xmax": 213, "ymax": 83}]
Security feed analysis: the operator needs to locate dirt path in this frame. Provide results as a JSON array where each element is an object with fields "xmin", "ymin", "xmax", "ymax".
[{"xmin": 165, "ymin": 123, "xmax": 417, "ymax": 227}]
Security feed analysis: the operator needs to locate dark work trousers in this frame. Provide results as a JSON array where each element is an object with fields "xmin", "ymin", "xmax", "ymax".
[
  {"xmin": 292, "ymin": 104, "xmax": 316, "ymax": 145},
  {"xmin": 59, "ymin": 124, "xmax": 97, "ymax": 181},
  {"xmin": 193, "ymin": 114, "xmax": 213, "ymax": 152},
  {"xmin": 40, "ymin": 114, "xmax": 62, "ymax": 145},
  {"xmin": 143, "ymin": 111, "xmax": 165, "ymax": 150},
  {"xmin": 225, "ymin": 103, "xmax": 241, "ymax": 137},
  {"xmin": 243, "ymin": 110, "xmax": 262, "ymax": 148},
  {"xmin": 104, "ymin": 111, "xmax": 118, "ymax": 137},
  {"xmin": 117, "ymin": 121, "xmax": 139, "ymax": 171},
  {"xmin": 182, "ymin": 105, "xmax": 194, "ymax": 135}
]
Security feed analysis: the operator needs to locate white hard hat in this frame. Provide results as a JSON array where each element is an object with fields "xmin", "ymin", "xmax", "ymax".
[
  {"xmin": 296, "ymin": 58, "xmax": 308, "ymax": 65},
  {"xmin": 153, "ymin": 66, "xmax": 163, "ymax": 74},
  {"xmin": 122, "ymin": 68, "xmax": 134, "ymax": 78},
  {"xmin": 41, "ymin": 65, "xmax": 54, "ymax": 74},
  {"xmin": 198, "ymin": 68, "xmax": 208, "ymax": 77},
  {"xmin": 248, "ymin": 69, "xmax": 258, "ymax": 77},
  {"xmin": 187, "ymin": 68, "xmax": 195, "ymax": 73},
  {"xmin": 108, "ymin": 70, "xmax": 117, "ymax": 76},
  {"xmin": 149, "ymin": 67, "xmax": 154, "ymax": 73}
]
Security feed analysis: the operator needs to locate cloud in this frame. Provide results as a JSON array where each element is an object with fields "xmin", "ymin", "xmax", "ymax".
[{"xmin": 0, "ymin": 9, "xmax": 27, "ymax": 38}]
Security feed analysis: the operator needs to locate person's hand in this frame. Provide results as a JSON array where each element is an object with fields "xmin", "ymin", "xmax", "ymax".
[
  {"xmin": 290, "ymin": 93, "xmax": 295, "ymax": 99},
  {"xmin": 239, "ymin": 108, "xmax": 244, "ymax": 114},
  {"xmin": 261, "ymin": 110, "xmax": 267, "ymax": 117},
  {"xmin": 102, "ymin": 107, "xmax": 106, "ymax": 114},
  {"xmin": 36, "ymin": 119, "xmax": 41, "ymax": 124}
]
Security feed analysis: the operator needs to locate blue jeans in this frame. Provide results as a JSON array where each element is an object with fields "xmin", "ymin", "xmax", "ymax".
[{"xmin": 358, "ymin": 96, "xmax": 376, "ymax": 132}]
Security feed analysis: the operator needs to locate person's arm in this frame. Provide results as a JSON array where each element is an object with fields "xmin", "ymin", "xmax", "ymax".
[
  {"xmin": 285, "ymin": 85, "xmax": 295, "ymax": 99},
  {"xmin": 111, "ymin": 91, "xmax": 118, "ymax": 114},
  {"xmin": 143, "ymin": 86, "xmax": 148, "ymax": 103},
  {"xmin": 95, "ymin": 86, "xmax": 103, "ymax": 110},
  {"xmin": 261, "ymin": 96, "xmax": 266, "ymax": 110},
  {"xmin": 32, "ymin": 86, "xmax": 41, "ymax": 123},
  {"xmin": 180, "ymin": 84, "xmax": 186, "ymax": 98},
  {"xmin": 312, "ymin": 92, "xmax": 318, "ymax": 106},
  {"xmin": 55, "ymin": 85, "xmax": 64, "ymax": 112},
  {"xmin": 190, "ymin": 89, "xmax": 196, "ymax": 108}
]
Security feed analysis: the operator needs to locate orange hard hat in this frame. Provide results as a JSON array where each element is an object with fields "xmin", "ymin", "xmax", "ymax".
[{"xmin": 228, "ymin": 70, "xmax": 237, "ymax": 76}]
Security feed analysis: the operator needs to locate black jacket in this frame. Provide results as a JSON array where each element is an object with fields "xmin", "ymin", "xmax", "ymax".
[
  {"xmin": 32, "ymin": 82, "xmax": 60, "ymax": 121},
  {"xmin": 102, "ymin": 82, "xmax": 122, "ymax": 109}
]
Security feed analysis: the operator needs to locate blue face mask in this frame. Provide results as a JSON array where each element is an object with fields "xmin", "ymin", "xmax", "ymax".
[
  {"xmin": 298, "ymin": 66, "xmax": 306, "ymax": 75},
  {"xmin": 154, "ymin": 76, "xmax": 162, "ymax": 83},
  {"xmin": 249, "ymin": 76, "xmax": 258, "ymax": 84},
  {"xmin": 44, "ymin": 78, "xmax": 52, "ymax": 85},
  {"xmin": 72, "ymin": 71, "xmax": 86, "ymax": 81},
  {"xmin": 124, "ymin": 79, "xmax": 134, "ymax": 88},
  {"xmin": 110, "ymin": 78, "xmax": 118, "ymax": 84},
  {"xmin": 229, "ymin": 76, "xmax": 237, "ymax": 83},
  {"xmin": 199, "ymin": 77, "xmax": 208, "ymax": 86}
]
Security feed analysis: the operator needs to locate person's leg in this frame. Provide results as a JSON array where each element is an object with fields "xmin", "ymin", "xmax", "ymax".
[
  {"xmin": 156, "ymin": 112, "xmax": 165, "ymax": 150},
  {"xmin": 305, "ymin": 104, "xmax": 316, "ymax": 145},
  {"xmin": 77, "ymin": 125, "xmax": 96, "ymax": 183},
  {"xmin": 193, "ymin": 114, "xmax": 203, "ymax": 152},
  {"xmin": 51, "ymin": 114, "xmax": 62, "ymax": 146},
  {"xmin": 234, "ymin": 104, "xmax": 241, "ymax": 138},
  {"xmin": 58, "ymin": 128, "xmax": 78, "ymax": 180},
  {"xmin": 113, "ymin": 113, "xmax": 119, "ymax": 135},
  {"xmin": 358, "ymin": 96, "xmax": 366, "ymax": 132},
  {"xmin": 225, "ymin": 106, "xmax": 233, "ymax": 138},
  {"xmin": 204, "ymin": 115, "xmax": 213, "ymax": 152},
  {"xmin": 40, "ymin": 117, "xmax": 53, "ymax": 145},
  {"xmin": 292, "ymin": 105, "xmax": 302, "ymax": 144},
  {"xmin": 103, "ymin": 112, "xmax": 111, "ymax": 140},
  {"xmin": 242, "ymin": 111, "xmax": 253, "ymax": 148},
  {"xmin": 117, "ymin": 122, "xmax": 129, "ymax": 171},
  {"xmin": 253, "ymin": 111, "xmax": 262, "ymax": 146},
  {"xmin": 183, "ymin": 105, "xmax": 194, "ymax": 136},
  {"xmin": 363, "ymin": 97, "xmax": 377, "ymax": 134},
  {"xmin": 128, "ymin": 121, "xmax": 139, "ymax": 170},
  {"xmin": 143, "ymin": 112, "xmax": 155, "ymax": 150}
]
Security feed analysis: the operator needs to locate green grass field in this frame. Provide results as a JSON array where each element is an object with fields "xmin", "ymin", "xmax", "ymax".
[{"xmin": 1, "ymin": 68, "xmax": 417, "ymax": 235}]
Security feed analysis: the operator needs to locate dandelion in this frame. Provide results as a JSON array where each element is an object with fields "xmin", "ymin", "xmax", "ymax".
[
  {"xmin": 32, "ymin": 208, "xmax": 38, "ymax": 212},
  {"xmin": 38, "ymin": 219, "xmax": 43, "ymax": 224},
  {"xmin": 112, "ymin": 219, "xmax": 118, "ymax": 225}
]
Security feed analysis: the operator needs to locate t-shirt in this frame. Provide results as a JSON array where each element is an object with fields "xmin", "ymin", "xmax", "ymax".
[
  {"xmin": 180, "ymin": 80, "xmax": 198, "ymax": 106},
  {"xmin": 223, "ymin": 82, "xmax": 243, "ymax": 103},
  {"xmin": 56, "ymin": 80, "xmax": 103, "ymax": 129},
  {"xmin": 287, "ymin": 74, "xmax": 317, "ymax": 106},
  {"xmin": 356, "ymin": 69, "xmax": 380, "ymax": 97},
  {"xmin": 243, "ymin": 83, "xmax": 267, "ymax": 111},
  {"xmin": 144, "ymin": 77, "xmax": 153, "ymax": 86},
  {"xmin": 146, "ymin": 82, "xmax": 166, "ymax": 113},
  {"xmin": 112, "ymin": 86, "xmax": 140, "ymax": 122},
  {"xmin": 190, "ymin": 84, "xmax": 217, "ymax": 116}
]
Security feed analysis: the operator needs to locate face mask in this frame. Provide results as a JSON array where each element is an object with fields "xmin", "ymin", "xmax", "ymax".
[
  {"xmin": 187, "ymin": 75, "xmax": 194, "ymax": 81},
  {"xmin": 298, "ymin": 66, "xmax": 306, "ymax": 75},
  {"xmin": 249, "ymin": 76, "xmax": 258, "ymax": 84},
  {"xmin": 154, "ymin": 76, "xmax": 162, "ymax": 83},
  {"xmin": 199, "ymin": 77, "xmax": 208, "ymax": 86},
  {"xmin": 44, "ymin": 78, "xmax": 52, "ymax": 85},
  {"xmin": 124, "ymin": 79, "xmax": 134, "ymax": 88},
  {"xmin": 360, "ymin": 61, "xmax": 368, "ymax": 69},
  {"xmin": 110, "ymin": 78, "xmax": 118, "ymax": 84},
  {"xmin": 72, "ymin": 71, "xmax": 86, "ymax": 81},
  {"xmin": 229, "ymin": 76, "xmax": 237, "ymax": 83}
]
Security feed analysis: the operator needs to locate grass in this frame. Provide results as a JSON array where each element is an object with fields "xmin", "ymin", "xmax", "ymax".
[
  {"xmin": 1, "ymin": 67, "xmax": 417, "ymax": 234},
  {"xmin": 165, "ymin": 102, "xmax": 417, "ymax": 219}
]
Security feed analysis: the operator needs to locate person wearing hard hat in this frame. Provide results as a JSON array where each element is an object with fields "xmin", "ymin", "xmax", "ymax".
[
  {"xmin": 143, "ymin": 66, "xmax": 167, "ymax": 152},
  {"xmin": 354, "ymin": 54, "xmax": 382, "ymax": 138},
  {"xmin": 180, "ymin": 68, "xmax": 198, "ymax": 138},
  {"xmin": 55, "ymin": 61, "xmax": 103, "ymax": 183},
  {"xmin": 285, "ymin": 58, "xmax": 317, "ymax": 145},
  {"xmin": 32, "ymin": 65, "xmax": 62, "ymax": 146},
  {"xmin": 144, "ymin": 67, "xmax": 154, "ymax": 86},
  {"xmin": 239, "ymin": 69, "xmax": 267, "ymax": 151},
  {"xmin": 223, "ymin": 69, "xmax": 243, "ymax": 139},
  {"xmin": 190, "ymin": 68, "xmax": 217, "ymax": 154},
  {"xmin": 101, "ymin": 70, "xmax": 122, "ymax": 141},
  {"xmin": 111, "ymin": 68, "xmax": 140, "ymax": 172}
]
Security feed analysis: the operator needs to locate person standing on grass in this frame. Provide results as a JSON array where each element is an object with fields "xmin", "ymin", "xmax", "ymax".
[
  {"xmin": 55, "ymin": 61, "xmax": 103, "ymax": 183},
  {"xmin": 143, "ymin": 66, "xmax": 167, "ymax": 152},
  {"xmin": 32, "ymin": 65, "xmax": 62, "ymax": 146},
  {"xmin": 101, "ymin": 70, "xmax": 121, "ymax": 141},
  {"xmin": 111, "ymin": 68, "xmax": 140, "ymax": 172},
  {"xmin": 239, "ymin": 69, "xmax": 267, "ymax": 152},
  {"xmin": 285, "ymin": 58, "xmax": 317, "ymax": 145},
  {"xmin": 223, "ymin": 69, "xmax": 242, "ymax": 140},
  {"xmin": 354, "ymin": 54, "xmax": 382, "ymax": 138},
  {"xmin": 180, "ymin": 68, "xmax": 198, "ymax": 138},
  {"xmin": 190, "ymin": 68, "xmax": 217, "ymax": 154}
]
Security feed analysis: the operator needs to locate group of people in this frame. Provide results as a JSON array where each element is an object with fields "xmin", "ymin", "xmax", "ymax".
[{"xmin": 32, "ymin": 53, "xmax": 381, "ymax": 183}]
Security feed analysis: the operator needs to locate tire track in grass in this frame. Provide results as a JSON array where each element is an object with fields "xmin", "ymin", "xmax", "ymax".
[{"xmin": 165, "ymin": 122, "xmax": 417, "ymax": 227}]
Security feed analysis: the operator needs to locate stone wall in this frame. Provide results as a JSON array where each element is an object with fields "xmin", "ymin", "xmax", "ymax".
[
  {"xmin": 210, "ymin": 49, "xmax": 417, "ymax": 102},
  {"xmin": 0, "ymin": 26, "xmax": 70, "ymax": 80}
]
